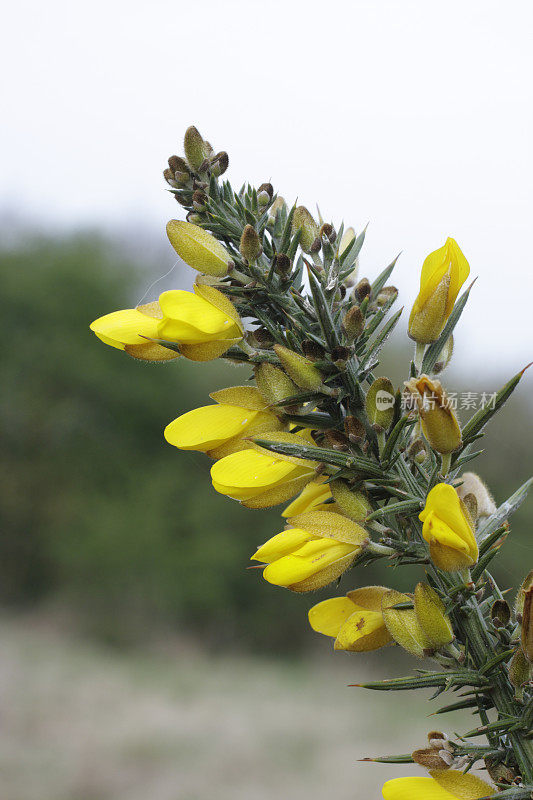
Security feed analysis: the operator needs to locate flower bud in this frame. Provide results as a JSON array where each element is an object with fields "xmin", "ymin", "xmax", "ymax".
[
  {"xmin": 163, "ymin": 168, "xmax": 179, "ymax": 188},
  {"xmin": 414, "ymin": 582, "xmax": 454, "ymax": 649},
  {"xmin": 252, "ymin": 511, "xmax": 368, "ymax": 591},
  {"xmin": 521, "ymin": 586, "xmax": 533, "ymax": 663},
  {"xmin": 433, "ymin": 335, "xmax": 454, "ymax": 374},
  {"xmin": 344, "ymin": 415, "xmax": 366, "ymax": 444},
  {"xmin": 282, "ymin": 478, "xmax": 334, "ymax": 517},
  {"xmin": 254, "ymin": 363, "xmax": 298, "ymax": 406},
  {"xmin": 211, "ymin": 151, "xmax": 229, "ymax": 176},
  {"xmin": 183, "ymin": 125, "xmax": 209, "ymax": 171},
  {"xmin": 240, "ymin": 224, "xmax": 263, "ymax": 262},
  {"xmin": 167, "ymin": 220, "xmax": 232, "ymax": 277},
  {"xmin": 456, "ymin": 472, "xmax": 496, "ymax": 519},
  {"xmin": 339, "ymin": 227, "xmax": 355, "ymax": 258},
  {"xmin": 274, "ymin": 253, "xmax": 292, "ymax": 277},
  {"xmin": 491, "ymin": 599, "xmax": 511, "ymax": 628},
  {"xmin": 353, "ymin": 278, "xmax": 371, "ymax": 302},
  {"xmin": 257, "ymin": 182, "xmax": 274, "ymax": 206},
  {"xmin": 365, "ymin": 377, "xmax": 395, "ymax": 432},
  {"xmin": 292, "ymin": 206, "xmax": 319, "ymax": 253},
  {"xmin": 376, "ymin": 286, "xmax": 398, "ymax": 307},
  {"xmin": 268, "ymin": 196, "xmax": 286, "ymax": 223},
  {"xmin": 301, "ymin": 340, "xmax": 325, "ymax": 360},
  {"xmin": 342, "ymin": 306, "xmax": 364, "ymax": 342},
  {"xmin": 329, "ymin": 480, "xmax": 371, "ymax": 522},
  {"xmin": 509, "ymin": 646, "xmax": 532, "ymax": 688},
  {"xmin": 309, "ymin": 586, "xmax": 393, "ymax": 651},
  {"xmin": 419, "ymin": 483, "xmax": 478, "ymax": 572},
  {"xmin": 168, "ymin": 155, "xmax": 190, "ymax": 184},
  {"xmin": 404, "ymin": 375, "xmax": 462, "ymax": 454},
  {"xmin": 382, "ymin": 590, "xmax": 432, "ymax": 658},
  {"xmin": 273, "ymin": 345, "xmax": 324, "ymax": 392},
  {"xmin": 408, "ymin": 238, "xmax": 470, "ymax": 344}
]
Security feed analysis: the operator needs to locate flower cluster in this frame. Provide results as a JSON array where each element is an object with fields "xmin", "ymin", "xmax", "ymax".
[{"xmin": 90, "ymin": 125, "xmax": 533, "ymax": 797}]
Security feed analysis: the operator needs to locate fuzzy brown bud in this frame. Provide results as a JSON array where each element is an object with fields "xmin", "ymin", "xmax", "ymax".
[
  {"xmin": 274, "ymin": 253, "xmax": 292, "ymax": 277},
  {"xmin": 211, "ymin": 151, "xmax": 229, "ymax": 176},
  {"xmin": 301, "ymin": 340, "xmax": 325, "ymax": 360},
  {"xmin": 353, "ymin": 278, "xmax": 371, "ymax": 302},
  {"xmin": 342, "ymin": 306, "xmax": 364, "ymax": 342},
  {"xmin": 240, "ymin": 225, "xmax": 263, "ymax": 262}
]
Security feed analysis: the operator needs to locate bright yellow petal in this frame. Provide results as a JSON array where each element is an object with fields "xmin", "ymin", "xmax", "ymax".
[
  {"xmin": 90, "ymin": 309, "xmax": 161, "ymax": 349},
  {"xmin": 158, "ymin": 290, "xmax": 239, "ymax": 342},
  {"xmin": 422, "ymin": 512, "xmax": 470, "ymax": 553},
  {"xmin": 251, "ymin": 529, "xmax": 312, "ymax": 563},
  {"xmin": 164, "ymin": 405, "xmax": 258, "ymax": 452},
  {"xmin": 334, "ymin": 608, "xmax": 384, "ymax": 648},
  {"xmin": 282, "ymin": 479, "xmax": 333, "ymax": 517},
  {"xmin": 263, "ymin": 539, "xmax": 355, "ymax": 587},
  {"xmin": 420, "ymin": 484, "xmax": 477, "ymax": 557},
  {"xmin": 414, "ymin": 243, "xmax": 450, "ymax": 312},
  {"xmin": 211, "ymin": 450, "xmax": 304, "ymax": 492},
  {"xmin": 382, "ymin": 776, "xmax": 457, "ymax": 800},
  {"xmin": 445, "ymin": 238, "xmax": 470, "ymax": 315},
  {"xmin": 308, "ymin": 597, "xmax": 358, "ymax": 637}
]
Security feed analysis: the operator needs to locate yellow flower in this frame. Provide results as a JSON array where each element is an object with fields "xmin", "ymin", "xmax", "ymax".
[
  {"xmin": 281, "ymin": 478, "xmax": 334, "ymax": 517},
  {"xmin": 308, "ymin": 586, "xmax": 393, "ymax": 651},
  {"xmin": 251, "ymin": 511, "xmax": 368, "ymax": 592},
  {"xmin": 90, "ymin": 283, "xmax": 243, "ymax": 362},
  {"xmin": 408, "ymin": 238, "xmax": 470, "ymax": 344},
  {"xmin": 157, "ymin": 284, "xmax": 243, "ymax": 361},
  {"xmin": 419, "ymin": 483, "xmax": 478, "ymax": 571},
  {"xmin": 89, "ymin": 302, "xmax": 179, "ymax": 361},
  {"xmin": 383, "ymin": 769, "xmax": 495, "ymax": 799},
  {"xmin": 210, "ymin": 449, "xmax": 316, "ymax": 508},
  {"xmin": 404, "ymin": 376, "xmax": 462, "ymax": 454},
  {"xmin": 164, "ymin": 386, "xmax": 284, "ymax": 459}
]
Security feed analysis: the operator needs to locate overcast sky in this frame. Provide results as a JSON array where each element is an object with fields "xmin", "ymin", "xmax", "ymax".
[{"xmin": 2, "ymin": 0, "xmax": 532, "ymax": 380}]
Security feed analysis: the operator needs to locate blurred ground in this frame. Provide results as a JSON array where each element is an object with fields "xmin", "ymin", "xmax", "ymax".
[{"xmin": 0, "ymin": 614, "xmax": 437, "ymax": 800}]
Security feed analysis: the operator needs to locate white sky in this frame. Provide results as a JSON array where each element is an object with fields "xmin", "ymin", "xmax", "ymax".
[{"xmin": 2, "ymin": 0, "xmax": 532, "ymax": 378}]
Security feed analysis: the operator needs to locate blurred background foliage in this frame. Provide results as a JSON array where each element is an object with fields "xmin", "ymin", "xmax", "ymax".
[{"xmin": 1, "ymin": 234, "xmax": 531, "ymax": 653}]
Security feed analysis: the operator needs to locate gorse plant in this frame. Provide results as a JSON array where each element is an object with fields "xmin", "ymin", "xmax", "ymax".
[{"xmin": 91, "ymin": 126, "xmax": 533, "ymax": 799}]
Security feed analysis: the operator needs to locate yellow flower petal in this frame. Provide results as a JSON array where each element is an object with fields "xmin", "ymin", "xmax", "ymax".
[
  {"xmin": 90, "ymin": 309, "xmax": 161, "ymax": 349},
  {"xmin": 158, "ymin": 290, "xmax": 239, "ymax": 342},
  {"xmin": 430, "ymin": 768, "xmax": 495, "ymax": 799},
  {"xmin": 251, "ymin": 529, "xmax": 312, "ymax": 563},
  {"xmin": 282, "ymin": 479, "xmax": 333, "ymax": 517},
  {"xmin": 263, "ymin": 539, "xmax": 355, "ymax": 587},
  {"xmin": 335, "ymin": 608, "xmax": 385, "ymax": 649},
  {"xmin": 164, "ymin": 405, "xmax": 259, "ymax": 452},
  {"xmin": 383, "ymin": 777, "xmax": 457, "ymax": 800},
  {"xmin": 308, "ymin": 597, "xmax": 358, "ymax": 637},
  {"xmin": 211, "ymin": 449, "xmax": 311, "ymax": 499},
  {"xmin": 420, "ymin": 484, "xmax": 478, "ymax": 563}
]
